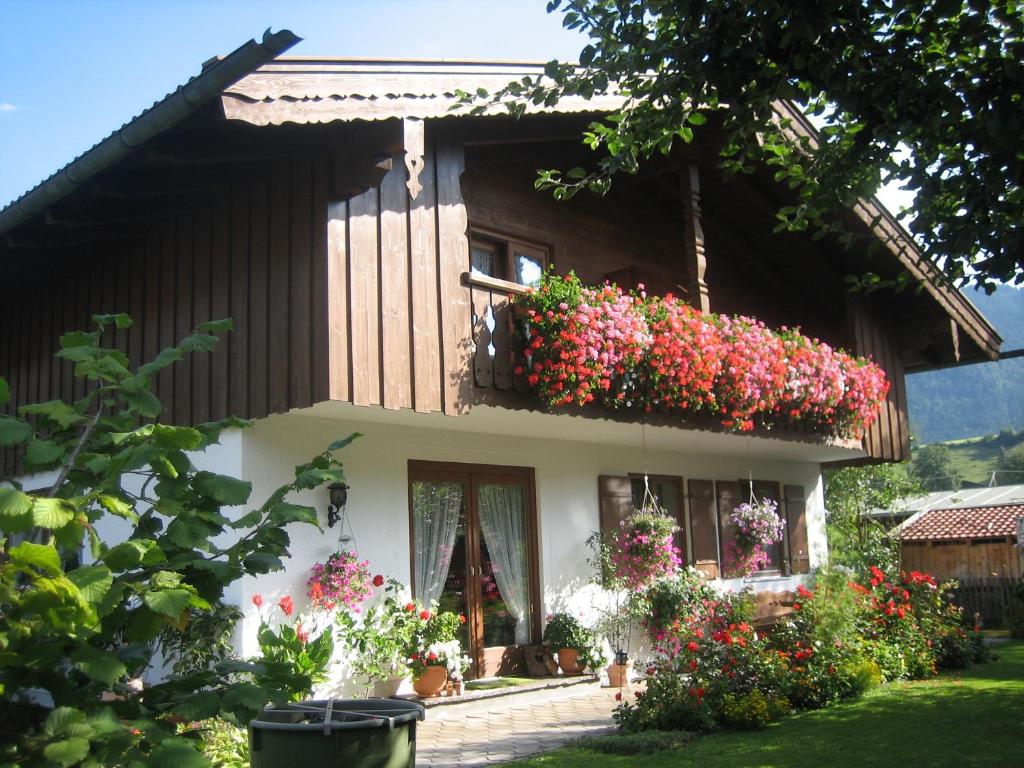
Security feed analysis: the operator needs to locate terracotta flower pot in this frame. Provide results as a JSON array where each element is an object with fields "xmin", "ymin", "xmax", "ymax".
[
  {"xmin": 606, "ymin": 662, "xmax": 632, "ymax": 688},
  {"xmin": 412, "ymin": 665, "xmax": 448, "ymax": 697},
  {"xmin": 557, "ymin": 648, "xmax": 582, "ymax": 675}
]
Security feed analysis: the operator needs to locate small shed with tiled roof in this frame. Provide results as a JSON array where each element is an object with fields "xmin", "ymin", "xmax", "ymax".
[{"xmin": 899, "ymin": 501, "xmax": 1022, "ymax": 580}]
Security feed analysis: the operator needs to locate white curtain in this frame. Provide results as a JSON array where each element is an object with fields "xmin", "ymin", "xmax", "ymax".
[
  {"xmin": 478, "ymin": 484, "xmax": 530, "ymax": 644},
  {"xmin": 412, "ymin": 482, "xmax": 463, "ymax": 608}
]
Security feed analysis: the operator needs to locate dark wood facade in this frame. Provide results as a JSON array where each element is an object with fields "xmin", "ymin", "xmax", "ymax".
[{"xmin": 1, "ymin": 89, "xmax": 999, "ymax": 472}]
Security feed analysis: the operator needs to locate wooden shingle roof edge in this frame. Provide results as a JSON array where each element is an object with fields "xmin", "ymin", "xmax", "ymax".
[{"xmin": 0, "ymin": 28, "xmax": 301, "ymax": 238}]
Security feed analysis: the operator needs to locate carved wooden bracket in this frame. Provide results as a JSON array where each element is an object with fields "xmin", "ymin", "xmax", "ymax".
[
  {"xmin": 680, "ymin": 163, "xmax": 710, "ymax": 313},
  {"xmin": 403, "ymin": 118, "xmax": 425, "ymax": 200}
]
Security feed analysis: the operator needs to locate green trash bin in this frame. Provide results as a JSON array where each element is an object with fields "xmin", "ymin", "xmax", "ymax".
[{"xmin": 249, "ymin": 698, "xmax": 426, "ymax": 768}]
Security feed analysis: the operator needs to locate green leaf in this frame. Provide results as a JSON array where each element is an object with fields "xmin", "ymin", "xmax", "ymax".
[
  {"xmin": 294, "ymin": 467, "xmax": 345, "ymax": 490},
  {"xmin": 122, "ymin": 387, "xmax": 163, "ymax": 418},
  {"xmin": 19, "ymin": 400, "xmax": 84, "ymax": 429},
  {"xmin": 687, "ymin": 111, "xmax": 708, "ymax": 126},
  {"xmin": 137, "ymin": 347, "xmax": 183, "ymax": 376},
  {"xmin": 143, "ymin": 588, "xmax": 192, "ymax": 617},
  {"xmin": 228, "ymin": 509, "xmax": 263, "ymax": 529},
  {"xmin": 71, "ymin": 645, "xmax": 127, "ymax": 686},
  {"xmin": 32, "ymin": 497, "xmax": 75, "ymax": 529},
  {"xmin": 223, "ymin": 682, "xmax": 270, "ymax": 711},
  {"xmin": 327, "ymin": 433, "xmax": 361, "ymax": 452},
  {"xmin": 68, "ymin": 564, "xmax": 113, "ymax": 603},
  {"xmin": 0, "ymin": 376, "xmax": 9, "ymax": 407},
  {"xmin": 43, "ymin": 736, "xmax": 90, "ymax": 767},
  {"xmin": 179, "ymin": 333, "xmax": 218, "ymax": 353},
  {"xmin": 150, "ymin": 425, "xmax": 202, "ymax": 451},
  {"xmin": 44, "ymin": 707, "xmax": 86, "ymax": 737},
  {"xmin": 0, "ymin": 486, "xmax": 34, "ymax": 533},
  {"xmin": 0, "ymin": 416, "xmax": 32, "ymax": 446},
  {"xmin": 192, "ymin": 472, "xmax": 251, "ymax": 506},
  {"xmin": 172, "ymin": 691, "xmax": 222, "ymax": 721},
  {"xmin": 98, "ymin": 494, "xmax": 138, "ymax": 523},
  {"xmin": 92, "ymin": 312, "xmax": 132, "ymax": 330},
  {"xmin": 9, "ymin": 541, "xmax": 62, "ymax": 575},
  {"xmin": 25, "ymin": 438, "xmax": 66, "ymax": 467},
  {"xmin": 197, "ymin": 318, "xmax": 233, "ymax": 334},
  {"xmin": 103, "ymin": 539, "xmax": 166, "ymax": 571},
  {"xmin": 59, "ymin": 331, "xmax": 96, "ymax": 350},
  {"xmin": 148, "ymin": 738, "xmax": 208, "ymax": 768},
  {"xmin": 267, "ymin": 502, "xmax": 320, "ymax": 527}
]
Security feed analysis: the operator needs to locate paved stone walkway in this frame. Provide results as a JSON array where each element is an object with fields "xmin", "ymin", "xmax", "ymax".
[{"xmin": 416, "ymin": 681, "xmax": 622, "ymax": 767}]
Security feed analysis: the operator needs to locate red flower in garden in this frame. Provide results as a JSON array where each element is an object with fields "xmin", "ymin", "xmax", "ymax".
[
  {"xmin": 459, "ymin": 614, "xmax": 467, "ymax": 624},
  {"xmin": 796, "ymin": 584, "xmax": 813, "ymax": 600},
  {"xmin": 372, "ymin": 574, "xmax": 385, "ymax": 587},
  {"xmin": 252, "ymin": 594, "xmax": 264, "ymax": 609},
  {"xmin": 419, "ymin": 610, "xmax": 432, "ymax": 621},
  {"xmin": 279, "ymin": 595, "xmax": 294, "ymax": 617},
  {"xmin": 296, "ymin": 622, "xmax": 310, "ymax": 645},
  {"xmin": 405, "ymin": 602, "xmax": 417, "ymax": 612},
  {"xmin": 427, "ymin": 651, "xmax": 438, "ymax": 662},
  {"xmin": 686, "ymin": 641, "xmax": 699, "ymax": 653},
  {"xmin": 689, "ymin": 660, "xmax": 698, "ymax": 671},
  {"xmin": 614, "ymin": 691, "xmax": 623, "ymax": 701}
]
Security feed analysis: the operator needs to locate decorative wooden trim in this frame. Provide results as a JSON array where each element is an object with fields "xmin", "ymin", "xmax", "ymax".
[
  {"xmin": 680, "ymin": 163, "xmax": 710, "ymax": 313},
  {"xmin": 403, "ymin": 118, "xmax": 425, "ymax": 200}
]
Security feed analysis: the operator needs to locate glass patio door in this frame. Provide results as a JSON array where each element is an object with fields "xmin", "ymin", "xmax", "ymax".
[{"xmin": 409, "ymin": 462, "xmax": 538, "ymax": 677}]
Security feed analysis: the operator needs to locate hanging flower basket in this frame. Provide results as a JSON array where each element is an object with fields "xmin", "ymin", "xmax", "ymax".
[
  {"xmin": 610, "ymin": 511, "xmax": 682, "ymax": 591},
  {"xmin": 723, "ymin": 499, "xmax": 786, "ymax": 578},
  {"xmin": 307, "ymin": 550, "xmax": 376, "ymax": 611}
]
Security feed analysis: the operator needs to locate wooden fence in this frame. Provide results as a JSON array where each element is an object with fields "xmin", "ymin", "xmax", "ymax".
[{"xmin": 950, "ymin": 577, "xmax": 1022, "ymax": 628}]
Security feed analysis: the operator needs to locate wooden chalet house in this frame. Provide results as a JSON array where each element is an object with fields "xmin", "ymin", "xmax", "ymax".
[{"xmin": 0, "ymin": 31, "xmax": 1002, "ymax": 683}]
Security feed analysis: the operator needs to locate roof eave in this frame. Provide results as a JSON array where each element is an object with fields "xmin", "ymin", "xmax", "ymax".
[{"xmin": 0, "ymin": 28, "xmax": 301, "ymax": 237}]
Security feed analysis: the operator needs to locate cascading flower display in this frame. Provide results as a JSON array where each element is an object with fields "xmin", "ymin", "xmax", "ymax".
[
  {"xmin": 307, "ymin": 550, "xmax": 377, "ymax": 611},
  {"xmin": 610, "ymin": 511, "xmax": 682, "ymax": 591},
  {"xmin": 512, "ymin": 271, "xmax": 889, "ymax": 438},
  {"xmin": 723, "ymin": 499, "xmax": 786, "ymax": 578}
]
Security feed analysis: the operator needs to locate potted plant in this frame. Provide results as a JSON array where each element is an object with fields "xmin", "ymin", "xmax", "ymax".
[
  {"xmin": 543, "ymin": 613, "xmax": 607, "ymax": 675},
  {"xmin": 595, "ymin": 594, "xmax": 636, "ymax": 687},
  {"xmin": 404, "ymin": 604, "xmax": 469, "ymax": 697},
  {"xmin": 252, "ymin": 594, "xmax": 334, "ymax": 701},
  {"xmin": 335, "ymin": 578, "xmax": 417, "ymax": 697}
]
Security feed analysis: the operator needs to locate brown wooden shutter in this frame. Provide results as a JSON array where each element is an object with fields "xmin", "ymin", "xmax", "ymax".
[
  {"xmin": 687, "ymin": 479, "xmax": 720, "ymax": 579},
  {"xmin": 716, "ymin": 481, "xmax": 743, "ymax": 576},
  {"xmin": 598, "ymin": 476, "xmax": 635, "ymax": 539},
  {"xmin": 784, "ymin": 484, "xmax": 810, "ymax": 574}
]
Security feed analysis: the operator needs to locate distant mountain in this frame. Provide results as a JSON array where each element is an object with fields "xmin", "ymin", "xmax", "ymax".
[{"xmin": 906, "ymin": 285, "xmax": 1024, "ymax": 443}]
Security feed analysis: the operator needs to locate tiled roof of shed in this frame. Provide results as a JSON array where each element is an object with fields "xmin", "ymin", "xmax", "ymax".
[{"xmin": 898, "ymin": 504, "xmax": 1023, "ymax": 542}]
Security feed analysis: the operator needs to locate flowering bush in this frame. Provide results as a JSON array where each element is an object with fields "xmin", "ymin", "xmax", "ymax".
[
  {"xmin": 252, "ymin": 594, "xmax": 334, "ymax": 701},
  {"xmin": 307, "ymin": 550, "xmax": 376, "ymax": 611},
  {"xmin": 335, "ymin": 577, "xmax": 420, "ymax": 685},
  {"xmin": 610, "ymin": 512, "xmax": 682, "ymax": 591},
  {"xmin": 512, "ymin": 271, "xmax": 889, "ymax": 438},
  {"xmin": 402, "ymin": 602, "xmax": 470, "ymax": 678},
  {"xmin": 723, "ymin": 499, "xmax": 786, "ymax": 578}
]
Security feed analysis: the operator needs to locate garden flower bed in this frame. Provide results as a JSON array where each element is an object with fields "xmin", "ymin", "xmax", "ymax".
[{"xmin": 512, "ymin": 272, "xmax": 889, "ymax": 437}]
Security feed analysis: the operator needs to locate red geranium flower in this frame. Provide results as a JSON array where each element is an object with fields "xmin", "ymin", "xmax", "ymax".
[
  {"xmin": 279, "ymin": 595, "xmax": 294, "ymax": 617},
  {"xmin": 405, "ymin": 602, "xmax": 416, "ymax": 612},
  {"xmin": 252, "ymin": 594, "xmax": 264, "ymax": 609},
  {"xmin": 372, "ymin": 574, "xmax": 385, "ymax": 587},
  {"xmin": 419, "ymin": 610, "xmax": 432, "ymax": 621}
]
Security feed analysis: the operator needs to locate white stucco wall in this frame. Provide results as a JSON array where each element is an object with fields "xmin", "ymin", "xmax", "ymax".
[{"xmin": 231, "ymin": 407, "xmax": 829, "ymax": 668}]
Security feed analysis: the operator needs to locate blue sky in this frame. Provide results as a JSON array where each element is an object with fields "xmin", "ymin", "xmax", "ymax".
[{"xmin": 0, "ymin": 0, "xmax": 585, "ymax": 207}]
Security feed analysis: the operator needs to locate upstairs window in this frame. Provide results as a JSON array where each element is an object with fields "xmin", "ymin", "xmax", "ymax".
[{"xmin": 470, "ymin": 230, "xmax": 548, "ymax": 287}]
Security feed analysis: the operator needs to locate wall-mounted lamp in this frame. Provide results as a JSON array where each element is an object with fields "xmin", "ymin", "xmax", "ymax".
[{"xmin": 326, "ymin": 482, "xmax": 349, "ymax": 528}]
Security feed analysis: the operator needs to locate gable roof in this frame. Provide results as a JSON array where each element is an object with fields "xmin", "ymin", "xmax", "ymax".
[
  {"xmin": 0, "ymin": 29, "xmax": 300, "ymax": 236},
  {"xmin": 899, "ymin": 503, "xmax": 1023, "ymax": 542}
]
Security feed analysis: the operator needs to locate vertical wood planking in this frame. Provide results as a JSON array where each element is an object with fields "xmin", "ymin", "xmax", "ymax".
[
  {"xmin": 409, "ymin": 138, "xmax": 441, "ymax": 412},
  {"xmin": 248, "ymin": 173, "xmax": 270, "ymax": 418},
  {"xmin": 289, "ymin": 154, "xmax": 313, "ymax": 409},
  {"xmin": 471, "ymin": 287, "xmax": 493, "ymax": 387},
  {"xmin": 326, "ymin": 200, "xmax": 350, "ymax": 401},
  {"xmin": 192, "ymin": 209, "xmax": 212, "ymax": 424},
  {"xmin": 379, "ymin": 162, "xmax": 413, "ymax": 410},
  {"xmin": 209, "ymin": 192, "xmax": 231, "ymax": 422},
  {"xmin": 158, "ymin": 221, "xmax": 177, "ymax": 416},
  {"xmin": 435, "ymin": 135, "xmax": 472, "ymax": 415},
  {"xmin": 348, "ymin": 187, "xmax": 381, "ymax": 406},
  {"xmin": 783, "ymin": 484, "xmax": 810, "ymax": 574},
  {"xmin": 173, "ymin": 213, "xmax": 194, "ymax": 426},
  {"xmin": 128, "ymin": 239, "xmax": 145, "ymax": 368},
  {"xmin": 267, "ymin": 160, "xmax": 291, "ymax": 416},
  {"xmin": 142, "ymin": 232, "xmax": 161, "ymax": 373},
  {"xmin": 310, "ymin": 155, "xmax": 331, "ymax": 404},
  {"xmin": 230, "ymin": 183, "xmax": 251, "ymax": 418}
]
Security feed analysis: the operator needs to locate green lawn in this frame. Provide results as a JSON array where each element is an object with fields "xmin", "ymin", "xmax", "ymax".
[{"xmin": 506, "ymin": 642, "xmax": 1024, "ymax": 768}]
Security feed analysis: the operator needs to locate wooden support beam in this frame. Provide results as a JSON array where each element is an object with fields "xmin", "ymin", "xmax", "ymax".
[{"xmin": 679, "ymin": 163, "xmax": 710, "ymax": 313}]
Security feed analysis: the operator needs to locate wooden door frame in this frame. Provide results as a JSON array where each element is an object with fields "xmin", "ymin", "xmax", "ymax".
[{"xmin": 407, "ymin": 459, "xmax": 541, "ymax": 676}]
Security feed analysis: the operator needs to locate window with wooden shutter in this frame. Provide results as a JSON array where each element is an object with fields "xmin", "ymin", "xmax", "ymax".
[
  {"xmin": 688, "ymin": 479, "xmax": 720, "ymax": 578},
  {"xmin": 470, "ymin": 230, "xmax": 549, "ymax": 288},
  {"xmin": 784, "ymin": 484, "xmax": 810, "ymax": 574},
  {"xmin": 751, "ymin": 480, "xmax": 784, "ymax": 572},
  {"xmin": 598, "ymin": 476, "xmax": 635, "ymax": 540}
]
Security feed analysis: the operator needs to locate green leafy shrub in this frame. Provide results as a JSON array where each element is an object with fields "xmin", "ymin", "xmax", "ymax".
[
  {"xmin": 0, "ymin": 315, "xmax": 358, "ymax": 766},
  {"xmin": 159, "ymin": 602, "xmax": 242, "ymax": 676},
  {"xmin": 720, "ymin": 690, "xmax": 789, "ymax": 730},
  {"xmin": 187, "ymin": 719, "xmax": 248, "ymax": 768},
  {"xmin": 614, "ymin": 669, "xmax": 717, "ymax": 733}
]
